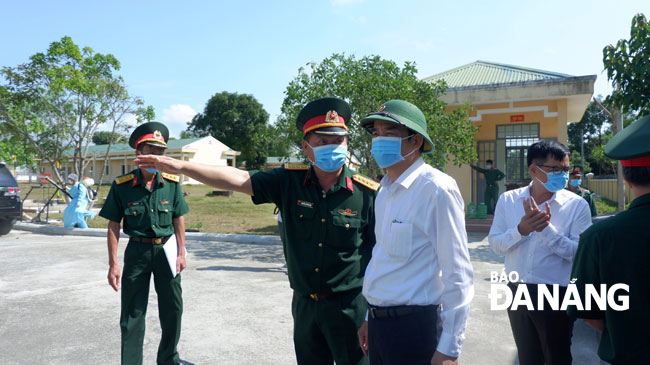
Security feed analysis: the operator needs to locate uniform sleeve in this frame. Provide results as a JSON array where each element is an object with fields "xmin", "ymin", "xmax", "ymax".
[
  {"xmin": 587, "ymin": 194, "xmax": 597, "ymax": 217},
  {"xmin": 567, "ymin": 228, "xmax": 605, "ymax": 319},
  {"xmin": 98, "ymin": 182, "xmax": 123, "ymax": 223},
  {"xmin": 430, "ymin": 183, "xmax": 474, "ymax": 357},
  {"xmin": 249, "ymin": 168, "xmax": 285, "ymax": 206},
  {"xmin": 172, "ymin": 182, "xmax": 189, "ymax": 218},
  {"xmin": 470, "ymin": 165, "xmax": 486, "ymax": 173},
  {"xmin": 497, "ymin": 170, "xmax": 506, "ymax": 180}
]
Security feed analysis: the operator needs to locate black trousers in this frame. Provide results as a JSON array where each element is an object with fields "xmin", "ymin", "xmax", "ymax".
[
  {"xmin": 368, "ymin": 305, "xmax": 438, "ymax": 365},
  {"xmin": 506, "ymin": 283, "xmax": 575, "ymax": 365}
]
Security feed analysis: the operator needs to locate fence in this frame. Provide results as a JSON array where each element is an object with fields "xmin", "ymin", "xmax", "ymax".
[{"xmin": 584, "ymin": 178, "xmax": 633, "ymax": 205}]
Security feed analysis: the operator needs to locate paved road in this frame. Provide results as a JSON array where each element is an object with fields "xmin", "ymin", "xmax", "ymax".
[{"xmin": 0, "ymin": 229, "xmax": 604, "ymax": 364}]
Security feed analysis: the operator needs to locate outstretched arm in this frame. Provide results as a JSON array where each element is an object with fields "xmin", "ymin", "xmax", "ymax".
[{"xmin": 134, "ymin": 155, "xmax": 253, "ymax": 195}]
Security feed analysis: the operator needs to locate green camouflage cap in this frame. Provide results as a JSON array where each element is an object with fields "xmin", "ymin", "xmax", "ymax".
[{"xmin": 360, "ymin": 100, "xmax": 434, "ymax": 153}]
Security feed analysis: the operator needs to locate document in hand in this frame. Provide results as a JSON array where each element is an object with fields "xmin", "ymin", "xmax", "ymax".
[{"xmin": 163, "ymin": 234, "xmax": 187, "ymax": 277}]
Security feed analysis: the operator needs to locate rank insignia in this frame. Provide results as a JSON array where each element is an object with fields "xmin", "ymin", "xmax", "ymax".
[
  {"xmin": 325, "ymin": 110, "xmax": 339, "ymax": 123},
  {"xmin": 297, "ymin": 200, "xmax": 314, "ymax": 208},
  {"xmin": 338, "ymin": 208, "xmax": 358, "ymax": 217},
  {"xmin": 160, "ymin": 200, "xmax": 169, "ymax": 204},
  {"xmin": 378, "ymin": 105, "xmax": 386, "ymax": 112}
]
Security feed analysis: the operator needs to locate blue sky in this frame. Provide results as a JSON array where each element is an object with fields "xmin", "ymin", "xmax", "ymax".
[{"xmin": 2, "ymin": 0, "xmax": 648, "ymax": 138}]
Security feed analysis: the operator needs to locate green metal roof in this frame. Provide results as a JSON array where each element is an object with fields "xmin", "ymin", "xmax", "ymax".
[
  {"xmin": 423, "ymin": 61, "xmax": 573, "ymax": 89},
  {"xmin": 66, "ymin": 137, "xmax": 203, "ymax": 156}
]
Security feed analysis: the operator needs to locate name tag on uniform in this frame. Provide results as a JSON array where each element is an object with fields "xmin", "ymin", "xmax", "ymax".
[
  {"xmin": 160, "ymin": 199, "xmax": 169, "ymax": 204},
  {"xmin": 297, "ymin": 200, "xmax": 314, "ymax": 208},
  {"xmin": 128, "ymin": 201, "xmax": 143, "ymax": 206}
]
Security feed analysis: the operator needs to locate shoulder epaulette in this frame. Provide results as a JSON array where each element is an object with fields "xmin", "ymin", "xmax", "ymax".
[
  {"xmin": 284, "ymin": 164, "xmax": 309, "ymax": 171},
  {"xmin": 352, "ymin": 174, "xmax": 380, "ymax": 191},
  {"xmin": 162, "ymin": 173, "xmax": 179, "ymax": 182},
  {"xmin": 115, "ymin": 174, "xmax": 135, "ymax": 185}
]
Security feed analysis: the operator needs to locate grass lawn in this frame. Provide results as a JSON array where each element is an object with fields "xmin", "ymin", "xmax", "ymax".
[{"xmin": 19, "ymin": 182, "xmax": 279, "ymax": 235}]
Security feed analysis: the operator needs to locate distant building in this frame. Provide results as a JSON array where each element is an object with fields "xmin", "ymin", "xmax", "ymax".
[
  {"xmin": 45, "ymin": 136, "xmax": 240, "ymax": 185},
  {"xmin": 423, "ymin": 61, "xmax": 596, "ymax": 205}
]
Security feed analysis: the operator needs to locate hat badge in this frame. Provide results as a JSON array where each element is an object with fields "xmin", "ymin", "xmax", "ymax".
[
  {"xmin": 325, "ymin": 110, "xmax": 339, "ymax": 123},
  {"xmin": 378, "ymin": 105, "xmax": 386, "ymax": 112},
  {"xmin": 153, "ymin": 130, "xmax": 163, "ymax": 141}
]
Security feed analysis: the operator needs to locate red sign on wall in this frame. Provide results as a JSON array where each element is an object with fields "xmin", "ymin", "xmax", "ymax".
[{"xmin": 510, "ymin": 115, "xmax": 525, "ymax": 123}]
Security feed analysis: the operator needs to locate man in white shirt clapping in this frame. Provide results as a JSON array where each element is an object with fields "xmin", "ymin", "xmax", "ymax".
[
  {"xmin": 488, "ymin": 140, "xmax": 592, "ymax": 365},
  {"xmin": 357, "ymin": 100, "xmax": 474, "ymax": 365}
]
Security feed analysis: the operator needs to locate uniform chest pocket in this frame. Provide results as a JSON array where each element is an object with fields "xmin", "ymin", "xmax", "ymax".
[
  {"xmin": 330, "ymin": 214, "xmax": 362, "ymax": 249},
  {"xmin": 157, "ymin": 202, "xmax": 173, "ymax": 226},
  {"xmin": 292, "ymin": 205, "xmax": 316, "ymax": 240},
  {"xmin": 124, "ymin": 205, "xmax": 146, "ymax": 226},
  {"xmin": 385, "ymin": 222, "xmax": 413, "ymax": 260}
]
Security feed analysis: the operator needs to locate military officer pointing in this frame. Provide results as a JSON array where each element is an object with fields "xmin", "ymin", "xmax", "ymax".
[
  {"xmin": 568, "ymin": 115, "xmax": 650, "ymax": 363},
  {"xmin": 134, "ymin": 98, "xmax": 378, "ymax": 365},
  {"xmin": 99, "ymin": 122, "xmax": 191, "ymax": 365},
  {"xmin": 470, "ymin": 160, "xmax": 505, "ymax": 215}
]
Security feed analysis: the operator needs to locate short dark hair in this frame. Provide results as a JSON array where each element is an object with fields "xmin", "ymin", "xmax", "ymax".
[
  {"xmin": 623, "ymin": 166, "xmax": 650, "ymax": 187},
  {"xmin": 526, "ymin": 140, "xmax": 569, "ymax": 167},
  {"xmin": 486, "ymin": 159, "xmax": 493, "ymax": 164}
]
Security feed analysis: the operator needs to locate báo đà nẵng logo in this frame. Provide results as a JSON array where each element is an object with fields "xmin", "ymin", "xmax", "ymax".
[{"xmin": 488, "ymin": 270, "xmax": 629, "ymax": 311}]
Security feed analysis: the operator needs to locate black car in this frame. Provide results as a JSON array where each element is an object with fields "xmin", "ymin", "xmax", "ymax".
[{"xmin": 0, "ymin": 162, "xmax": 21, "ymax": 235}]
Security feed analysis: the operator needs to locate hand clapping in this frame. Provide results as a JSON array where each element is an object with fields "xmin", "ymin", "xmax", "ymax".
[{"xmin": 517, "ymin": 197, "xmax": 551, "ymax": 236}]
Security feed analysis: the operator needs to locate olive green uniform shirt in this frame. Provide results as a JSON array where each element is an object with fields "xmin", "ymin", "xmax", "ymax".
[
  {"xmin": 249, "ymin": 165, "xmax": 377, "ymax": 296},
  {"xmin": 99, "ymin": 169, "xmax": 189, "ymax": 237},
  {"xmin": 471, "ymin": 165, "xmax": 505, "ymax": 186},
  {"xmin": 570, "ymin": 186, "xmax": 597, "ymax": 217},
  {"xmin": 567, "ymin": 193, "xmax": 650, "ymax": 363}
]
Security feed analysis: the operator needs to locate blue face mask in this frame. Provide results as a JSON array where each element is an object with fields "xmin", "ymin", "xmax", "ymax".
[
  {"xmin": 307, "ymin": 143, "xmax": 347, "ymax": 172},
  {"xmin": 485, "ymin": 165, "xmax": 492, "ymax": 169},
  {"xmin": 570, "ymin": 179, "xmax": 581, "ymax": 187},
  {"xmin": 535, "ymin": 166, "xmax": 569, "ymax": 193},
  {"xmin": 371, "ymin": 136, "xmax": 417, "ymax": 168},
  {"xmin": 145, "ymin": 168, "xmax": 159, "ymax": 174}
]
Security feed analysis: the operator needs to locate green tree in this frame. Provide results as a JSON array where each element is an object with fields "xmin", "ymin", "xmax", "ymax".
[
  {"xmin": 187, "ymin": 91, "xmax": 278, "ymax": 169},
  {"xmin": 603, "ymin": 13, "xmax": 650, "ymax": 116},
  {"xmin": 276, "ymin": 54, "xmax": 476, "ymax": 178},
  {"xmin": 92, "ymin": 131, "xmax": 127, "ymax": 145},
  {"xmin": 0, "ymin": 36, "xmax": 149, "ymax": 184}
]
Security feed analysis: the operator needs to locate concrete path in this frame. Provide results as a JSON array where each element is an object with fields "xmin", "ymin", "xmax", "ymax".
[{"xmin": 0, "ymin": 226, "xmax": 605, "ymax": 364}]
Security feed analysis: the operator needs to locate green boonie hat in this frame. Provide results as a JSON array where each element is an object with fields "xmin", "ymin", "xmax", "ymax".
[
  {"xmin": 296, "ymin": 97, "xmax": 351, "ymax": 136},
  {"xmin": 604, "ymin": 115, "xmax": 650, "ymax": 166},
  {"xmin": 128, "ymin": 121, "xmax": 169, "ymax": 149},
  {"xmin": 360, "ymin": 100, "xmax": 434, "ymax": 153}
]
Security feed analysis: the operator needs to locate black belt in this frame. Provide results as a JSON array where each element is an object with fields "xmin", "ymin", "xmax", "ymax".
[
  {"xmin": 129, "ymin": 236, "xmax": 171, "ymax": 245},
  {"xmin": 306, "ymin": 290, "xmax": 355, "ymax": 302},
  {"xmin": 368, "ymin": 304, "xmax": 438, "ymax": 319}
]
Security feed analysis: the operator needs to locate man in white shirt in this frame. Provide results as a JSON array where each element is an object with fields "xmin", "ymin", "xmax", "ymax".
[
  {"xmin": 356, "ymin": 100, "xmax": 474, "ymax": 365},
  {"xmin": 488, "ymin": 140, "xmax": 592, "ymax": 365}
]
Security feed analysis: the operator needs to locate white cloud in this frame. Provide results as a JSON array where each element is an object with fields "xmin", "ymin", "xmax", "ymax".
[
  {"xmin": 161, "ymin": 104, "xmax": 198, "ymax": 139},
  {"xmin": 331, "ymin": 0, "xmax": 362, "ymax": 6}
]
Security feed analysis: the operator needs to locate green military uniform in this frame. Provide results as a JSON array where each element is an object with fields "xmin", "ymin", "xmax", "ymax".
[
  {"xmin": 470, "ymin": 165, "xmax": 505, "ymax": 214},
  {"xmin": 248, "ymin": 97, "xmax": 378, "ymax": 365},
  {"xmin": 567, "ymin": 115, "xmax": 650, "ymax": 363},
  {"xmin": 250, "ymin": 164, "xmax": 377, "ymax": 365},
  {"xmin": 99, "ymin": 122, "xmax": 189, "ymax": 365},
  {"xmin": 570, "ymin": 186, "xmax": 597, "ymax": 217}
]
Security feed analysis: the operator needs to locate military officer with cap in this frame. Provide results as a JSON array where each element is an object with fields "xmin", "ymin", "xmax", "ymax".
[
  {"xmin": 567, "ymin": 115, "xmax": 650, "ymax": 364},
  {"xmin": 470, "ymin": 159, "xmax": 505, "ymax": 215},
  {"xmin": 566, "ymin": 167, "xmax": 597, "ymax": 217},
  {"xmin": 134, "ymin": 97, "xmax": 378, "ymax": 365},
  {"xmin": 356, "ymin": 100, "xmax": 474, "ymax": 365},
  {"xmin": 99, "ymin": 121, "xmax": 191, "ymax": 365}
]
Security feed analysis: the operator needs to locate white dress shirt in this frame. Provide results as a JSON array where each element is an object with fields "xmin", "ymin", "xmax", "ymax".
[
  {"xmin": 362, "ymin": 158, "xmax": 475, "ymax": 357},
  {"xmin": 488, "ymin": 184, "xmax": 592, "ymax": 286}
]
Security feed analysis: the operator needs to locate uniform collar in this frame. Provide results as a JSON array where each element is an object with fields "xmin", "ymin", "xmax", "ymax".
[
  {"xmin": 629, "ymin": 192, "xmax": 650, "ymax": 210},
  {"xmin": 304, "ymin": 165, "xmax": 354, "ymax": 193},
  {"xmin": 133, "ymin": 168, "xmax": 164, "ymax": 189}
]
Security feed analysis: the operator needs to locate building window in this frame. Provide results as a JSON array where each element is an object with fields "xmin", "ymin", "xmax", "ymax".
[
  {"xmin": 121, "ymin": 164, "xmax": 126, "ymax": 175},
  {"xmin": 106, "ymin": 165, "xmax": 109, "ymax": 175},
  {"xmin": 497, "ymin": 123, "xmax": 540, "ymax": 185}
]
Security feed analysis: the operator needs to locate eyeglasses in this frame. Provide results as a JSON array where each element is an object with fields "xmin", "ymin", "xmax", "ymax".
[{"xmin": 537, "ymin": 164, "xmax": 571, "ymax": 175}]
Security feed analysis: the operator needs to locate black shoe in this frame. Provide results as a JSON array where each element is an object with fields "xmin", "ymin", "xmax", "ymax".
[{"xmin": 178, "ymin": 360, "xmax": 194, "ymax": 365}]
